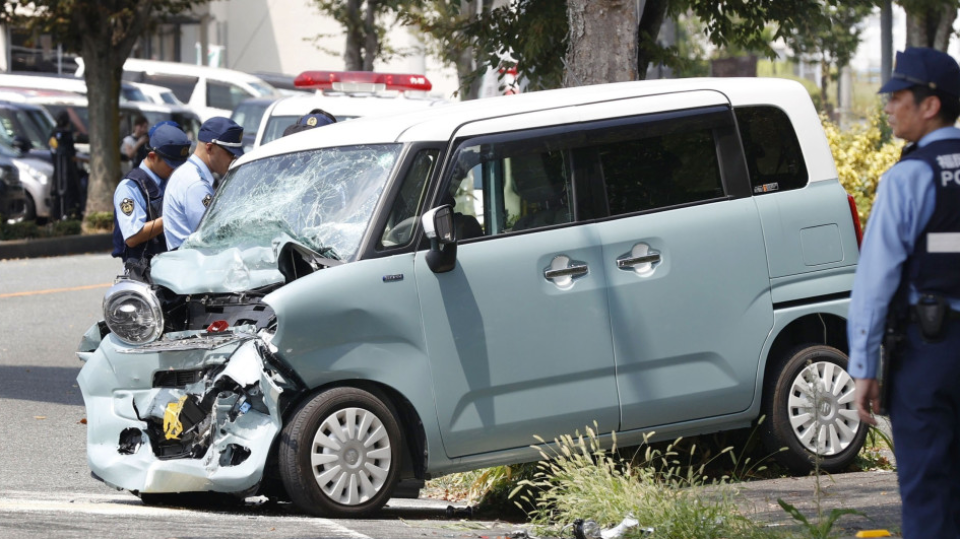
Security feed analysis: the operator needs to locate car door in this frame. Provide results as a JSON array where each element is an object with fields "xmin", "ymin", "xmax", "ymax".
[
  {"xmin": 580, "ymin": 107, "xmax": 774, "ymax": 431},
  {"xmin": 414, "ymin": 115, "xmax": 620, "ymax": 459}
]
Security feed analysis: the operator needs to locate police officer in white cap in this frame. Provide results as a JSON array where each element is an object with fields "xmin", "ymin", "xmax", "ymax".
[{"xmin": 162, "ymin": 117, "xmax": 244, "ymax": 249}]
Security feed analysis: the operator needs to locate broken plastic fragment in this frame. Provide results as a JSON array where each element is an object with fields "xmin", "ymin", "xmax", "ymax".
[{"xmin": 163, "ymin": 395, "xmax": 189, "ymax": 440}]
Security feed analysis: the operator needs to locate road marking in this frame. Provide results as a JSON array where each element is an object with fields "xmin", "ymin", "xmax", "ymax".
[
  {"xmin": 0, "ymin": 491, "xmax": 370, "ymax": 538},
  {"xmin": 0, "ymin": 282, "xmax": 112, "ymax": 299}
]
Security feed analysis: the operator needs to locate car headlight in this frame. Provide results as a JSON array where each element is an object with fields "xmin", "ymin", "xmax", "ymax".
[{"xmin": 102, "ymin": 280, "xmax": 164, "ymax": 345}]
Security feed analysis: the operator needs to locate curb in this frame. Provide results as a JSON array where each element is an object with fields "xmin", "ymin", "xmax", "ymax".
[{"xmin": 0, "ymin": 233, "xmax": 113, "ymax": 260}]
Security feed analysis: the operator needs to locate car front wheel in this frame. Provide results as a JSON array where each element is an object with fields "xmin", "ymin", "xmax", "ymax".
[
  {"xmin": 279, "ymin": 387, "xmax": 402, "ymax": 517},
  {"xmin": 761, "ymin": 344, "xmax": 868, "ymax": 474}
]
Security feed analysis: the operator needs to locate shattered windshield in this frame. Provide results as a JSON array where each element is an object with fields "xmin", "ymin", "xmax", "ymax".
[{"xmin": 183, "ymin": 144, "xmax": 402, "ymax": 261}]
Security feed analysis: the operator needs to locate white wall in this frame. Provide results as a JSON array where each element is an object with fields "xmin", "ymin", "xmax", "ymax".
[{"xmin": 203, "ymin": 0, "xmax": 459, "ymax": 99}]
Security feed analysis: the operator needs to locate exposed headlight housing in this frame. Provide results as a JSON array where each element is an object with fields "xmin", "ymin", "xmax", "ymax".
[{"xmin": 103, "ymin": 280, "xmax": 164, "ymax": 345}]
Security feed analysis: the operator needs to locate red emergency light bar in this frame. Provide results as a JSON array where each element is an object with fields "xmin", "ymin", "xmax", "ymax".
[{"xmin": 294, "ymin": 71, "xmax": 433, "ymax": 92}]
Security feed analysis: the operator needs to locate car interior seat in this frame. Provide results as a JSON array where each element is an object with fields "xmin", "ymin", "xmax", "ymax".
[{"xmin": 510, "ymin": 152, "xmax": 571, "ymax": 231}]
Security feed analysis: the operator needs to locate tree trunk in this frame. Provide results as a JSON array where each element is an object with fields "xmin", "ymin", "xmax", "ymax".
[
  {"xmin": 636, "ymin": 0, "xmax": 669, "ymax": 81},
  {"xmin": 456, "ymin": 0, "xmax": 481, "ymax": 100},
  {"xmin": 564, "ymin": 0, "xmax": 639, "ymax": 87},
  {"xmin": 905, "ymin": 4, "xmax": 957, "ymax": 51},
  {"xmin": 362, "ymin": 0, "xmax": 378, "ymax": 71},
  {"xmin": 80, "ymin": 45, "xmax": 124, "ymax": 216},
  {"xmin": 344, "ymin": 0, "xmax": 363, "ymax": 70},
  {"xmin": 76, "ymin": 1, "xmax": 155, "ymax": 222}
]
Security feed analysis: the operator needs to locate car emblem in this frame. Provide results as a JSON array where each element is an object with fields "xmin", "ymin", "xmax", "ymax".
[{"xmin": 120, "ymin": 198, "xmax": 135, "ymax": 215}]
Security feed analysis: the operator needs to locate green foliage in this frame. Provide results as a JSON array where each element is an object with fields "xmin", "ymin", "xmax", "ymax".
[
  {"xmin": 510, "ymin": 427, "xmax": 780, "ymax": 539},
  {"xmin": 822, "ymin": 112, "xmax": 902, "ymax": 230},
  {"xmin": 84, "ymin": 211, "xmax": 115, "ymax": 232},
  {"xmin": 778, "ymin": 498, "xmax": 864, "ymax": 539},
  {"xmin": 0, "ymin": 219, "xmax": 82, "ymax": 240}
]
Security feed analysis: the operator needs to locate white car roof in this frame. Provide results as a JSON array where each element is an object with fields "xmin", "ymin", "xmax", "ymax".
[
  {"xmin": 120, "ymin": 58, "xmax": 270, "ymax": 86},
  {"xmin": 0, "ymin": 73, "xmax": 88, "ymax": 95},
  {"xmin": 240, "ymin": 77, "xmax": 837, "ymax": 183}
]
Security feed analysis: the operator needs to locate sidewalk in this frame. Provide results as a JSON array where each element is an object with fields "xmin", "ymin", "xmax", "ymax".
[
  {"xmin": 735, "ymin": 470, "xmax": 901, "ymax": 537},
  {"xmin": 0, "ymin": 233, "xmax": 112, "ymax": 260}
]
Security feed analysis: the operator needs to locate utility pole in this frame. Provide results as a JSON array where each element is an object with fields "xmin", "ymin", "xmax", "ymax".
[{"xmin": 881, "ymin": 0, "xmax": 893, "ymax": 84}]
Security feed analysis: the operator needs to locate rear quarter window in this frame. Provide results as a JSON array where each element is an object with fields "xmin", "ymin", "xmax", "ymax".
[{"xmin": 735, "ymin": 106, "xmax": 808, "ymax": 194}]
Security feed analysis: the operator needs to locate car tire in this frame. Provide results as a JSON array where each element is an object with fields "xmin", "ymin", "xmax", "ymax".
[
  {"xmin": 279, "ymin": 386, "xmax": 402, "ymax": 518},
  {"xmin": 761, "ymin": 344, "xmax": 868, "ymax": 474},
  {"xmin": 23, "ymin": 193, "xmax": 36, "ymax": 222}
]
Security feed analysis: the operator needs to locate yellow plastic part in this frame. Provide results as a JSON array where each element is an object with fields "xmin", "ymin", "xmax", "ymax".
[
  {"xmin": 163, "ymin": 395, "xmax": 188, "ymax": 440},
  {"xmin": 855, "ymin": 531, "xmax": 892, "ymax": 538}
]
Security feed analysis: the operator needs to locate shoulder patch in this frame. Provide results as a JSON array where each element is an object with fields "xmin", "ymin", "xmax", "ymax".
[
  {"xmin": 202, "ymin": 194, "xmax": 213, "ymax": 207},
  {"xmin": 120, "ymin": 198, "xmax": 135, "ymax": 216}
]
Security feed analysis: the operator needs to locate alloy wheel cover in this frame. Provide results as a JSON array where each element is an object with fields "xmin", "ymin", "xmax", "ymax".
[
  {"xmin": 310, "ymin": 407, "xmax": 392, "ymax": 505},
  {"xmin": 787, "ymin": 360, "xmax": 861, "ymax": 456}
]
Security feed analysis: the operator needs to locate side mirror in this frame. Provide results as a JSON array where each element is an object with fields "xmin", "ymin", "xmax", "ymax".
[
  {"xmin": 422, "ymin": 205, "xmax": 456, "ymax": 244},
  {"xmin": 12, "ymin": 136, "xmax": 31, "ymax": 155},
  {"xmin": 421, "ymin": 205, "xmax": 457, "ymax": 273}
]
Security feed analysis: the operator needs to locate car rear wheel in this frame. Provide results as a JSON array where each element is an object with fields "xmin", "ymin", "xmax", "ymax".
[
  {"xmin": 279, "ymin": 387, "xmax": 401, "ymax": 517},
  {"xmin": 761, "ymin": 344, "xmax": 868, "ymax": 474}
]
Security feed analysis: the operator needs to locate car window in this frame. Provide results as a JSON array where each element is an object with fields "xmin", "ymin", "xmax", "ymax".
[
  {"xmin": 208, "ymin": 80, "xmax": 255, "ymax": 111},
  {"xmin": 597, "ymin": 124, "xmax": 725, "ymax": 215},
  {"xmin": 446, "ymin": 140, "xmax": 572, "ymax": 238},
  {"xmin": 231, "ymin": 102, "xmax": 270, "ymax": 133},
  {"xmin": 379, "ymin": 149, "xmax": 438, "ymax": 249},
  {"xmin": 735, "ymin": 105, "xmax": 808, "ymax": 194}
]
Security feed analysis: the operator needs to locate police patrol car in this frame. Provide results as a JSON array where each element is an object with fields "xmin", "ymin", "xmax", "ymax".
[{"xmin": 252, "ymin": 70, "xmax": 448, "ymax": 149}]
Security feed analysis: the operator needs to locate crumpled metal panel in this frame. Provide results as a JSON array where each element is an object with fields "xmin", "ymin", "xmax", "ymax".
[
  {"xmin": 115, "ymin": 332, "xmax": 251, "ymax": 354},
  {"xmin": 78, "ymin": 329, "xmax": 288, "ymax": 495}
]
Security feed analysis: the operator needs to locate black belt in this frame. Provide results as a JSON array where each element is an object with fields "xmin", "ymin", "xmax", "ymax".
[{"xmin": 909, "ymin": 309, "xmax": 960, "ymax": 322}]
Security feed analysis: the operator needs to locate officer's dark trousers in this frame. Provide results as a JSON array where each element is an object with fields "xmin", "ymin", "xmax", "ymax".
[{"xmin": 890, "ymin": 318, "xmax": 960, "ymax": 539}]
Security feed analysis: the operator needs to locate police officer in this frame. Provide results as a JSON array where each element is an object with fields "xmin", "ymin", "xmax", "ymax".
[
  {"xmin": 281, "ymin": 108, "xmax": 336, "ymax": 137},
  {"xmin": 849, "ymin": 47, "xmax": 960, "ymax": 539},
  {"xmin": 112, "ymin": 123, "xmax": 191, "ymax": 265},
  {"xmin": 163, "ymin": 117, "xmax": 244, "ymax": 250}
]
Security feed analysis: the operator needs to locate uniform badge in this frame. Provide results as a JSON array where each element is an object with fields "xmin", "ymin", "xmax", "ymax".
[
  {"xmin": 307, "ymin": 116, "xmax": 318, "ymax": 126},
  {"xmin": 181, "ymin": 147, "xmax": 190, "ymax": 157},
  {"xmin": 202, "ymin": 194, "xmax": 212, "ymax": 207},
  {"xmin": 120, "ymin": 198, "xmax": 135, "ymax": 216}
]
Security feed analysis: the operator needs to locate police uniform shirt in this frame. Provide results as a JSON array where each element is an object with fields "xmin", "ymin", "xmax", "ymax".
[
  {"xmin": 114, "ymin": 162, "xmax": 165, "ymax": 241},
  {"xmin": 847, "ymin": 126, "xmax": 960, "ymax": 379},
  {"xmin": 162, "ymin": 154, "xmax": 215, "ymax": 250}
]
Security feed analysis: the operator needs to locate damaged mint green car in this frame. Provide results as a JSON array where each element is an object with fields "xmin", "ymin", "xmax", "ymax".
[{"xmin": 79, "ymin": 78, "xmax": 868, "ymax": 518}]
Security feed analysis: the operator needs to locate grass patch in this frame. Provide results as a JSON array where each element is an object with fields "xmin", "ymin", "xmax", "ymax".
[{"xmin": 510, "ymin": 427, "xmax": 783, "ymax": 539}]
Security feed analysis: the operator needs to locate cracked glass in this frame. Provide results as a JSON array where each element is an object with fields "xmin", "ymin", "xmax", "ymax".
[{"xmin": 184, "ymin": 144, "xmax": 402, "ymax": 261}]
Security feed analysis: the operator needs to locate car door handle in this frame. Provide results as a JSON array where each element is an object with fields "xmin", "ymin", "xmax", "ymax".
[
  {"xmin": 544, "ymin": 264, "xmax": 589, "ymax": 279},
  {"xmin": 616, "ymin": 254, "xmax": 661, "ymax": 268}
]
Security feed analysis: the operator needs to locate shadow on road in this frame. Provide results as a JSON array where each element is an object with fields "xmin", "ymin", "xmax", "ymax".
[{"xmin": 0, "ymin": 365, "xmax": 84, "ymax": 406}]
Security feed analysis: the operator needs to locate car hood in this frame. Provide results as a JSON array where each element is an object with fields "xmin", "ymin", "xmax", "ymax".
[{"xmin": 151, "ymin": 243, "xmax": 285, "ymax": 295}]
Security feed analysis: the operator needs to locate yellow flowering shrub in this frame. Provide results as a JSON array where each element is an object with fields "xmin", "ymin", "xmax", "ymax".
[{"xmin": 822, "ymin": 113, "xmax": 902, "ymax": 229}]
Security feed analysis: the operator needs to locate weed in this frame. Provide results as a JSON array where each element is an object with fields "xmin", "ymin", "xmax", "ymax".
[{"xmin": 510, "ymin": 426, "xmax": 781, "ymax": 539}]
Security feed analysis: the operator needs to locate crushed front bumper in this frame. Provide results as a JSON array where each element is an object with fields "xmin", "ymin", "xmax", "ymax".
[{"xmin": 77, "ymin": 324, "xmax": 295, "ymax": 495}]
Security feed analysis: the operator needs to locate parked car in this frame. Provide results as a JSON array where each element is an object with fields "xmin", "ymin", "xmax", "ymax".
[
  {"xmin": 252, "ymin": 70, "xmax": 447, "ymax": 149},
  {"xmin": 130, "ymin": 81, "xmax": 186, "ymax": 106},
  {"xmin": 0, "ymin": 139, "xmax": 27, "ymax": 222},
  {"xmin": 230, "ymin": 97, "xmax": 280, "ymax": 154},
  {"xmin": 77, "ymin": 58, "xmax": 280, "ymax": 121},
  {"xmin": 0, "ymin": 96, "xmax": 58, "ymax": 221},
  {"xmin": 0, "ymin": 72, "xmax": 148, "ymax": 103},
  {"xmin": 78, "ymin": 77, "xmax": 865, "ymax": 518}
]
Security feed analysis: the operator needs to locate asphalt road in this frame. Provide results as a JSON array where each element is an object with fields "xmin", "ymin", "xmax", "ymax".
[{"xmin": 0, "ymin": 254, "xmax": 517, "ymax": 539}]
